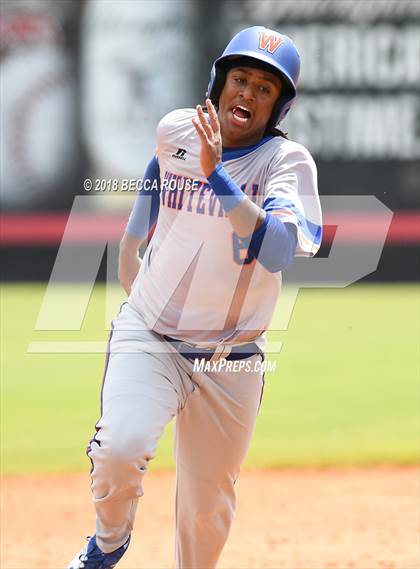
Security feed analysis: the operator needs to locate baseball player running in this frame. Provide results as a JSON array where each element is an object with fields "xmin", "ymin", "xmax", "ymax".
[{"xmin": 68, "ymin": 26, "xmax": 321, "ymax": 569}]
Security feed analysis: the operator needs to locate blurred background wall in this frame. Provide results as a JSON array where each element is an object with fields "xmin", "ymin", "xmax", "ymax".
[{"xmin": 1, "ymin": 0, "xmax": 419, "ymax": 281}]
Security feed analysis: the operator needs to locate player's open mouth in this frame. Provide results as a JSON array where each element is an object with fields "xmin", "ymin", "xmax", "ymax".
[{"xmin": 231, "ymin": 105, "xmax": 252, "ymax": 123}]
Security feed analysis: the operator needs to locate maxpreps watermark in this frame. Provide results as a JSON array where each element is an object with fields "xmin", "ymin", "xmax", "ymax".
[
  {"xmin": 30, "ymin": 195, "xmax": 393, "ymax": 354},
  {"xmin": 193, "ymin": 358, "xmax": 277, "ymax": 374}
]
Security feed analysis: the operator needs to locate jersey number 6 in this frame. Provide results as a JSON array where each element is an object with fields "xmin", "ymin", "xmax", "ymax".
[{"xmin": 232, "ymin": 232, "xmax": 255, "ymax": 265}]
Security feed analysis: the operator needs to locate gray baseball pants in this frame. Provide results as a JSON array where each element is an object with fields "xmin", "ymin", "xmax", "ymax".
[{"xmin": 87, "ymin": 302, "xmax": 264, "ymax": 568}]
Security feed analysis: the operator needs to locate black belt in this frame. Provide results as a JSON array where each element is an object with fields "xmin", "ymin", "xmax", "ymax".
[{"xmin": 163, "ymin": 335, "xmax": 261, "ymax": 362}]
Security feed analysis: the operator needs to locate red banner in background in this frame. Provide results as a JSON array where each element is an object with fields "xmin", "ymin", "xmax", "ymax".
[{"xmin": 1, "ymin": 212, "xmax": 418, "ymax": 246}]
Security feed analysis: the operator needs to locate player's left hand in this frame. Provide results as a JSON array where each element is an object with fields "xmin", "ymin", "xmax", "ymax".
[{"xmin": 192, "ymin": 98, "xmax": 222, "ymax": 178}]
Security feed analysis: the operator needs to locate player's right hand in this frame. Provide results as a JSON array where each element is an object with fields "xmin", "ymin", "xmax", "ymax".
[
  {"xmin": 118, "ymin": 232, "xmax": 143, "ymax": 295},
  {"xmin": 118, "ymin": 254, "xmax": 141, "ymax": 295}
]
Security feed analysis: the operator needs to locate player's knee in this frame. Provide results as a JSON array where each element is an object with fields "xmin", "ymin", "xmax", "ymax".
[{"xmin": 94, "ymin": 428, "xmax": 156, "ymax": 469}]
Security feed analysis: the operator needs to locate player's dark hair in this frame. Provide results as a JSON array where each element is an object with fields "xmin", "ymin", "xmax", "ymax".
[{"xmin": 267, "ymin": 125, "xmax": 288, "ymax": 139}]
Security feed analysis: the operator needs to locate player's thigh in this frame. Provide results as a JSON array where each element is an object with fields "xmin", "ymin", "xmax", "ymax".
[
  {"xmin": 176, "ymin": 354, "xmax": 264, "ymax": 477},
  {"xmin": 95, "ymin": 350, "xmax": 181, "ymax": 460},
  {"xmin": 211, "ymin": 353, "xmax": 265, "ymax": 413},
  {"xmin": 102, "ymin": 350, "xmax": 181, "ymax": 407}
]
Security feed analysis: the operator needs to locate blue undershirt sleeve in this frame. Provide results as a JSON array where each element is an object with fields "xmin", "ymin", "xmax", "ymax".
[
  {"xmin": 126, "ymin": 155, "xmax": 161, "ymax": 239},
  {"xmin": 248, "ymin": 213, "xmax": 297, "ymax": 272}
]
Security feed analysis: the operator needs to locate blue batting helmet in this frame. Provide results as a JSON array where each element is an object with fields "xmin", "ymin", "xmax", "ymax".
[{"xmin": 207, "ymin": 26, "xmax": 300, "ymax": 127}]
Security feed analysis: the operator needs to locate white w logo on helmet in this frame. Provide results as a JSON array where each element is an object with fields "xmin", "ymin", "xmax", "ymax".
[{"xmin": 258, "ymin": 31, "xmax": 283, "ymax": 54}]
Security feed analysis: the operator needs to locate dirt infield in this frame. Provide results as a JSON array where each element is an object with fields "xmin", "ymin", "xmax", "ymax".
[{"xmin": 1, "ymin": 468, "xmax": 419, "ymax": 569}]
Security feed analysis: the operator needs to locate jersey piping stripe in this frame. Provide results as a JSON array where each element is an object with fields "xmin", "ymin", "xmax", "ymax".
[
  {"xmin": 263, "ymin": 196, "xmax": 323, "ymax": 252},
  {"xmin": 222, "ymin": 135, "xmax": 274, "ymax": 161}
]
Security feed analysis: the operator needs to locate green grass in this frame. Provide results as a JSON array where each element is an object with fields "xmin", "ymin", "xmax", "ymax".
[{"xmin": 1, "ymin": 283, "xmax": 419, "ymax": 474}]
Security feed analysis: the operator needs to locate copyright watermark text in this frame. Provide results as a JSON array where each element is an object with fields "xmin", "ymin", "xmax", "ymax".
[{"xmin": 83, "ymin": 177, "xmax": 202, "ymax": 193}]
